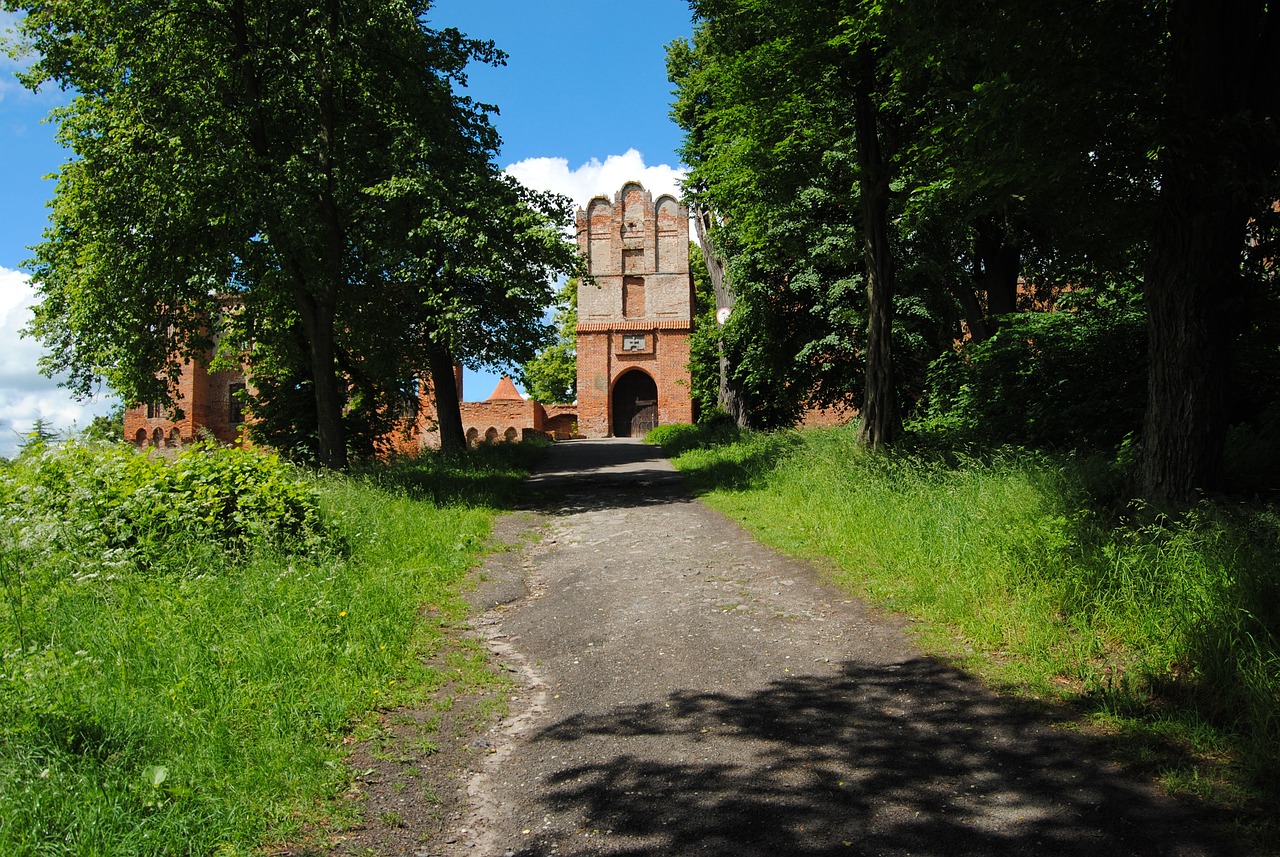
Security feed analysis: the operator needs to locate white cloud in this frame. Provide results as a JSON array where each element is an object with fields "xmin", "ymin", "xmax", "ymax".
[
  {"xmin": 0, "ymin": 267, "xmax": 116, "ymax": 457},
  {"xmin": 504, "ymin": 148, "xmax": 685, "ymax": 210}
]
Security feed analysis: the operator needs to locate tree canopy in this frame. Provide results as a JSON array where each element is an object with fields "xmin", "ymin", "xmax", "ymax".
[
  {"xmin": 669, "ymin": 0, "xmax": 1280, "ymax": 504},
  {"xmin": 8, "ymin": 0, "xmax": 579, "ymax": 468},
  {"xmin": 520, "ymin": 277, "xmax": 579, "ymax": 406}
]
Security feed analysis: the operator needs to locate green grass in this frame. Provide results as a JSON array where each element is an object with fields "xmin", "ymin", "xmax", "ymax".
[
  {"xmin": 0, "ymin": 440, "xmax": 541, "ymax": 855},
  {"xmin": 665, "ymin": 424, "xmax": 1280, "ymax": 829}
]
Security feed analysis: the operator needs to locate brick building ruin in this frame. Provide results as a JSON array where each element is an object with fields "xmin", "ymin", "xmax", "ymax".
[
  {"xmin": 574, "ymin": 181, "xmax": 693, "ymax": 437},
  {"xmin": 124, "ymin": 181, "xmax": 695, "ymax": 450}
]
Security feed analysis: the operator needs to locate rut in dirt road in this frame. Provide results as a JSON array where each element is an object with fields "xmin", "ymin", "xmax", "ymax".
[{"xmin": 449, "ymin": 438, "xmax": 1235, "ymax": 857}]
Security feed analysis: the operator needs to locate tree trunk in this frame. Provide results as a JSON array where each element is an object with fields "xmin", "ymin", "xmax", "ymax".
[
  {"xmin": 295, "ymin": 290, "xmax": 347, "ymax": 470},
  {"xmin": 949, "ymin": 282, "xmax": 990, "ymax": 344},
  {"xmin": 428, "ymin": 343, "xmax": 466, "ymax": 453},
  {"xmin": 232, "ymin": 0, "xmax": 347, "ymax": 469},
  {"xmin": 975, "ymin": 215, "xmax": 1021, "ymax": 321},
  {"xmin": 1136, "ymin": 0, "xmax": 1273, "ymax": 504},
  {"xmin": 853, "ymin": 48, "xmax": 901, "ymax": 449},
  {"xmin": 693, "ymin": 204, "xmax": 749, "ymax": 428}
]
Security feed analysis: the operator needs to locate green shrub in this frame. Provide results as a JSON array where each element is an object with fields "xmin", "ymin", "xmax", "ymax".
[
  {"xmin": 646, "ymin": 415, "xmax": 741, "ymax": 457},
  {"xmin": 1, "ymin": 441, "xmax": 323, "ymax": 582},
  {"xmin": 916, "ymin": 288, "xmax": 1147, "ymax": 450}
]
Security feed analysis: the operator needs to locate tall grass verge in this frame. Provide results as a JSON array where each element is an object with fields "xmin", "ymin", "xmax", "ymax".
[
  {"xmin": 0, "ymin": 440, "xmax": 540, "ymax": 855},
  {"xmin": 671, "ymin": 425, "xmax": 1279, "ymax": 828}
]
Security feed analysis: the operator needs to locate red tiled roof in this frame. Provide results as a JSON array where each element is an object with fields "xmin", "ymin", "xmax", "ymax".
[{"xmin": 486, "ymin": 376, "xmax": 524, "ymax": 401}]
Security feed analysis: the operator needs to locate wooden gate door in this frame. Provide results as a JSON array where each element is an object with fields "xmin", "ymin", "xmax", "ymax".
[
  {"xmin": 631, "ymin": 398, "xmax": 657, "ymax": 436},
  {"xmin": 612, "ymin": 370, "xmax": 659, "ymax": 437}
]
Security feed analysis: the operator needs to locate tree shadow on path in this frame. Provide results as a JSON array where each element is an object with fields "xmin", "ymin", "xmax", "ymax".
[{"xmin": 514, "ymin": 658, "xmax": 1232, "ymax": 857}]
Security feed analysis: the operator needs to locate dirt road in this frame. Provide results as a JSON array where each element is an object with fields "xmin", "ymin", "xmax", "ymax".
[{"xmin": 436, "ymin": 439, "xmax": 1234, "ymax": 855}]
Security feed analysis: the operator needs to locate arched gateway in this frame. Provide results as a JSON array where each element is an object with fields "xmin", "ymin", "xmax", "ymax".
[
  {"xmin": 574, "ymin": 182, "xmax": 694, "ymax": 437},
  {"xmin": 612, "ymin": 369, "xmax": 659, "ymax": 437}
]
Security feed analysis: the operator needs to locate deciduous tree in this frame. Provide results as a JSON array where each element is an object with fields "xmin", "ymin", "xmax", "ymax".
[{"xmin": 9, "ymin": 0, "xmax": 572, "ymax": 468}]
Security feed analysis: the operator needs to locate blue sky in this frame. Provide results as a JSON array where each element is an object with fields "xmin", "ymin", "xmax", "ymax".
[{"xmin": 0, "ymin": 1, "xmax": 694, "ymax": 455}]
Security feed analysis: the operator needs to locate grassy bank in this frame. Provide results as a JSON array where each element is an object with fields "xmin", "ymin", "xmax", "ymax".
[
  {"xmin": 654, "ymin": 423, "xmax": 1279, "ymax": 833},
  {"xmin": 0, "ymin": 440, "xmax": 539, "ymax": 855}
]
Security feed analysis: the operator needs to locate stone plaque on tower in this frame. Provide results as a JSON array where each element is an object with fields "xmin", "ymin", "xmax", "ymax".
[{"xmin": 575, "ymin": 183, "xmax": 694, "ymax": 437}]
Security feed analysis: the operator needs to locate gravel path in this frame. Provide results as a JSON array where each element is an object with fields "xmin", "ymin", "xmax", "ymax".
[{"xmin": 438, "ymin": 438, "xmax": 1234, "ymax": 857}]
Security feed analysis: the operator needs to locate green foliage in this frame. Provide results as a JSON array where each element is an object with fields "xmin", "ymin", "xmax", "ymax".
[
  {"xmin": 16, "ymin": 419, "xmax": 58, "ymax": 456},
  {"xmin": 520, "ymin": 277, "xmax": 578, "ymax": 404},
  {"xmin": 78, "ymin": 404, "xmax": 125, "ymax": 446},
  {"xmin": 1, "ymin": 442, "xmax": 324, "ymax": 580},
  {"xmin": 669, "ymin": 1, "xmax": 878, "ymax": 426},
  {"xmin": 645, "ymin": 414, "xmax": 741, "ymax": 458},
  {"xmin": 915, "ymin": 288, "xmax": 1148, "ymax": 450},
  {"xmin": 686, "ymin": 243, "xmax": 722, "ymax": 421},
  {"xmin": 672, "ymin": 426, "xmax": 1280, "ymax": 808},
  {"xmin": 7, "ymin": 0, "xmax": 579, "ymax": 469},
  {"xmin": 0, "ymin": 443, "xmax": 526, "ymax": 854},
  {"xmin": 669, "ymin": 0, "xmax": 1280, "ymax": 501}
]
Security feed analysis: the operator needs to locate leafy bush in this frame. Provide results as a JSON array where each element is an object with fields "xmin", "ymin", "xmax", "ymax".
[
  {"xmin": 645, "ymin": 424, "xmax": 705, "ymax": 455},
  {"xmin": 1, "ymin": 441, "xmax": 323, "ymax": 581},
  {"xmin": 916, "ymin": 289, "xmax": 1147, "ymax": 450},
  {"xmin": 646, "ymin": 416, "xmax": 741, "ymax": 457},
  {"xmin": 0, "ymin": 443, "xmax": 519, "ymax": 855}
]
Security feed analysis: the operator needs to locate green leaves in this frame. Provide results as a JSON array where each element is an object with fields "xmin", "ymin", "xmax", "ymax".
[
  {"xmin": 11, "ymin": 0, "xmax": 577, "ymax": 467},
  {"xmin": 0, "ymin": 441, "xmax": 326, "ymax": 579},
  {"xmin": 520, "ymin": 277, "xmax": 578, "ymax": 404}
]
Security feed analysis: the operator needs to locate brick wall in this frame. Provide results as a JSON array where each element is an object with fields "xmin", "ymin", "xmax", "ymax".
[
  {"xmin": 415, "ymin": 368, "xmax": 554, "ymax": 449},
  {"xmin": 123, "ymin": 351, "xmax": 248, "ymax": 448},
  {"xmin": 542, "ymin": 404, "xmax": 579, "ymax": 439},
  {"xmin": 574, "ymin": 182, "xmax": 694, "ymax": 437}
]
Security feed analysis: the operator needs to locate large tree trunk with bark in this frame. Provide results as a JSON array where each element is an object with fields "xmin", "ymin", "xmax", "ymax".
[
  {"xmin": 692, "ymin": 205, "xmax": 749, "ymax": 428},
  {"xmin": 949, "ymin": 282, "xmax": 990, "ymax": 344},
  {"xmin": 1136, "ymin": 0, "xmax": 1277, "ymax": 504},
  {"xmin": 428, "ymin": 343, "xmax": 466, "ymax": 453},
  {"xmin": 295, "ymin": 290, "xmax": 348, "ymax": 470},
  {"xmin": 233, "ymin": 0, "xmax": 348, "ymax": 469},
  {"xmin": 853, "ymin": 49, "xmax": 901, "ymax": 449}
]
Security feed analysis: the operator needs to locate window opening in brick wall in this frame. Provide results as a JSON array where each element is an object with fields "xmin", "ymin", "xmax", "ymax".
[
  {"xmin": 623, "ymin": 276, "xmax": 645, "ymax": 318},
  {"xmin": 146, "ymin": 400, "xmax": 164, "ymax": 419}
]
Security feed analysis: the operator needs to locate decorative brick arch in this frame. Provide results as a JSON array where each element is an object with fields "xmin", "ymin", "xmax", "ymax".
[
  {"xmin": 655, "ymin": 195, "xmax": 682, "ymax": 272},
  {"xmin": 484, "ymin": 427, "xmax": 498, "ymax": 444},
  {"xmin": 611, "ymin": 368, "xmax": 658, "ymax": 438},
  {"xmin": 504, "ymin": 427, "xmax": 518, "ymax": 443},
  {"xmin": 466, "ymin": 427, "xmax": 479, "ymax": 447},
  {"xmin": 135, "ymin": 428, "xmax": 148, "ymax": 446}
]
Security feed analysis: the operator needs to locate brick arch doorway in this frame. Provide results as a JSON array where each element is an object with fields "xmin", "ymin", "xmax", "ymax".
[{"xmin": 611, "ymin": 369, "xmax": 658, "ymax": 437}]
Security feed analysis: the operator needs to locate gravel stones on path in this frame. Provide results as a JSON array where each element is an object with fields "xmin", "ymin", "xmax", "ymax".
[{"xmin": 437, "ymin": 439, "xmax": 1234, "ymax": 857}]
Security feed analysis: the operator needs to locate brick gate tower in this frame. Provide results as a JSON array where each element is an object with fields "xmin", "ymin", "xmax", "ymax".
[{"xmin": 575, "ymin": 182, "xmax": 694, "ymax": 437}]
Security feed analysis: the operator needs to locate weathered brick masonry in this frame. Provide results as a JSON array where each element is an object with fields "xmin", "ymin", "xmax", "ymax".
[
  {"xmin": 123, "ymin": 347, "xmax": 249, "ymax": 448},
  {"xmin": 575, "ymin": 182, "xmax": 694, "ymax": 437}
]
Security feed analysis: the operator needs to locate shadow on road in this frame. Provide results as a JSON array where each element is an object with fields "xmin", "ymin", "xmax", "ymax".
[
  {"xmin": 519, "ymin": 438, "xmax": 688, "ymax": 513},
  {"xmin": 512, "ymin": 658, "xmax": 1227, "ymax": 857}
]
